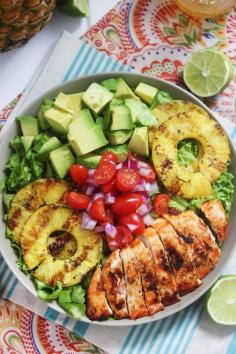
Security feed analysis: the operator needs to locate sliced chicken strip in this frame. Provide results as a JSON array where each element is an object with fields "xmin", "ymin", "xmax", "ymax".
[
  {"xmin": 200, "ymin": 200, "xmax": 228, "ymax": 245},
  {"xmin": 164, "ymin": 211, "xmax": 220, "ymax": 278},
  {"xmin": 120, "ymin": 246, "xmax": 148, "ymax": 319},
  {"xmin": 86, "ymin": 266, "xmax": 113, "ymax": 321},
  {"xmin": 101, "ymin": 249, "xmax": 129, "ymax": 319},
  {"xmin": 142, "ymin": 227, "xmax": 180, "ymax": 306},
  {"xmin": 152, "ymin": 218, "xmax": 201, "ymax": 295},
  {"xmin": 129, "ymin": 238, "xmax": 164, "ymax": 315}
]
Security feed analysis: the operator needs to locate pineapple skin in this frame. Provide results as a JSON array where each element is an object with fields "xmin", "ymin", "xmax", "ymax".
[
  {"xmin": 0, "ymin": 0, "xmax": 56, "ymax": 52},
  {"xmin": 152, "ymin": 111, "xmax": 230, "ymax": 199}
]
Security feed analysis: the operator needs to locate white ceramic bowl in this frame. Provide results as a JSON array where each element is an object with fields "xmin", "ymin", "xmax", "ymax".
[{"xmin": 0, "ymin": 72, "xmax": 235, "ymax": 327}]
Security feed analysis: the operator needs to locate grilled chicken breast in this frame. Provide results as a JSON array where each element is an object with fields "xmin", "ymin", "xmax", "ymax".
[
  {"xmin": 86, "ymin": 266, "xmax": 113, "ymax": 321},
  {"xmin": 102, "ymin": 249, "xmax": 129, "ymax": 319},
  {"xmin": 200, "ymin": 200, "xmax": 228, "ymax": 245},
  {"xmin": 142, "ymin": 227, "xmax": 180, "ymax": 306},
  {"xmin": 120, "ymin": 245, "xmax": 148, "ymax": 319},
  {"xmin": 152, "ymin": 218, "xmax": 201, "ymax": 295},
  {"xmin": 129, "ymin": 238, "xmax": 163, "ymax": 315}
]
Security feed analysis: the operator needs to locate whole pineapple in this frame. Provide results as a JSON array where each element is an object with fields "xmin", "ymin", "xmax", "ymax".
[{"xmin": 0, "ymin": 0, "xmax": 56, "ymax": 52}]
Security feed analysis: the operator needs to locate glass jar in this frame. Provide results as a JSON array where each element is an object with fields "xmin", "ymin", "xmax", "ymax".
[{"xmin": 175, "ymin": 0, "xmax": 235, "ymax": 18}]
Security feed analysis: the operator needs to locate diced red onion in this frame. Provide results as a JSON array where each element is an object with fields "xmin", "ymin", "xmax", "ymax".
[
  {"xmin": 127, "ymin": 223, "xmax": 138, "ymax": 232},
  {"xmin": 93, "ymin": 192, "xmax": 104, "ymax": 200},
  {"xmin": 127, "ymin": 159, "xmax": 138, "ymax": 170},
  {"xmin": 116, "ymin": 163, "xmax": 122, "ymax": 170},
  {"xmin": 81, "ymin": 212, "xmax": 97, "ymax": 230},
  {"xmin": 86, "ymin": 201, "xmax": 92, "ymax": 213},
  {"xmin": 86, "ymin": 185, "xmax": 95, "ymax": 195},
  {"xmin": 148, "ymin": 181, "xmax": 159, "ymax": 195},
  {"xmin": 137, "ymin": 161, "xmax": 149, "ymax": 169},
  {"xmin": 95, "ymin": 225, "xmax": 106, "ymax": 233},
  {"xmin": 137, "ymin": 203, "xmax": 152, "ymax": 216},
  {"xmin": 133, "ymin": 184, "xmax": 146, "ymax": 192},
  {"xmin": 139, "ymin": 191, "xmax": 150, "ymax": 202},
  {"xmin": 139, "ymin": 167, "xmax": 150, "ymax": 177},
  {"xmin": 105, "ymin": 193, "xmax": 116, "ymax": 205},
  {"xmin": 143, "ymin": 213, "xmax": 154, "ymax": 226},
  {"xmin": 105, "ymin": 223, "xmax": 117, "ymax": 239},
  {"xmin": 88, "ymin": 169, "xmax": 95, "ymax": 177},
  {"xmin": 87, "ymin": 177, "xmax": 97, "ymax": 186}
]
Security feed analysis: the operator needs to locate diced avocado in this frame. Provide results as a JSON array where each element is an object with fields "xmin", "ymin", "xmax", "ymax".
[
  {"xmin": 71, "ymin": 109, "xmax": 95, "ymax": 130},
  {"xmin": 54, "ymin": 92, "xmax": 84, "ymax": 114},
  {"xmin": 114, "ymin": 78, "xmax": 139, "ymax": 100},
  {"xmin": 128, "ymin": 127, "xmax": 149, "ymax": 156},
  {"xmin": 21, "ymin": 136, "xmax": 34, "ymax": 152},
  {"xmin": 44, "ymin": 107, "xmax": 73, "ymax": 134},
  {"xmin": 101, "ymin": 78, "xmax": 118, "ymax": 92},
  {"xmin": 69, "ymin": 125, "xmax": 108, "ymax": 156},
  {"xmin": 77, "ymin": 154, "xmax": 101, "ymax": 168},
  {"xmin": 100, "ymin": 144, "xmax": 129, "ymax": 162},
  {"xmin": 103, "ymin": 99, "xmax": 124, "ymax": 130},
  {"xmin": 82, "ymin": 82, "xmax": 113, "ymax": 115},
  {"xmin": 134, "ymin": 82, "xmax": 158, "ymax": 105},
  {"xmin": 151, "ymin": 90, "xmax": 173, "ymax": 109},
  {"xmin": 49, "ymin": 145, "xmax": 75, "ymax": 178},
  {"xmin": 110, "ymin": 105, "xmax": 133, "ymax": 131},
  {"xmin": 111, "ymin": 98, "xmax": 124, "ymax": 106},
  {"xmin": 45, "ymin": 162, "xmax": 55, "ymax": 178},
  {"xmin": 38, "ymin": 137, "xmax": 62, "ymax": 155},
  {"xmin": 106, "ymin": 130, "xmax": 133, "ymax": 145},
  {"xmin": 18, "ymin": 116, "xmax": 39, "ymax": 136},
  {"xmin": 38, "ymin": 99, "xmax": 54, "ymax": 130},
  {"xmin": 96, "ymin": 117, "xmax": 104, "ymax": 130},
  {"xmin": 125, "ymin": 99, "xmax": 157, "ymax": 126}
]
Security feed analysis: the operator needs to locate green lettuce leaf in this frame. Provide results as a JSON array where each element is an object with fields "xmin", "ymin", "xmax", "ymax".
[{"xmin": 177, "ymin": 139, "xmax": 198, "ymax": 166}]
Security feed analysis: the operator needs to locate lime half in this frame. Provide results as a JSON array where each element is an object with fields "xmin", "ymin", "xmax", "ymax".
[
  {"xmin": 183, "ymin": 49, "xmax": 234, "ymax": 97},
  {"xmin": 206, "ymin": 275, "xmax": 236, "ymax": 325},
  {"xmin": 57, "ymin": 0, "xmax": 89, "ymax": 17}
]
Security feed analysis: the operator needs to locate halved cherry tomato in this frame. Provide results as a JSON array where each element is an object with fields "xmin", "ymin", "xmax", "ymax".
[
  {"xmin": 89, "ymin": 198, "xmax": 108, "ymax": 222},
  {"xmin": 112, "ymin": 193, "xmax": 143, "ymax": 216},
  {"xmin": 101, "ymin": 179, "xmax": 117, "ymax": 194},
  {"xmin": 93, "ymin": 161, "xmax": 117, "ymax": 185},
  {"xmin": 108, "ymin": 225, "xmax": 133, "ymax": 250},
  {"xmin": 119, "ymin": 213, "xmax": 145, "ymax": 235},
  {"xmin": 153, "ymin": 194, "xmax": 170, "ymax": 215},
  {"xmin": 100, "ymin": 150, "xmax": 118, "ymax": 165},
  {"xmin": 127, "ymin": 151, "xmax": 142, "ymax": 162},
  {"xmin": 66, "ymin": 192, "xmax": 90, "ymax": 210},
  {"xmin": 116, "ymin": 168, "xmax": 140, "ymax": 192},
  {"xmin": 69, "ymin": 164, "xmax": 88, "ymax": 185},
  {"xmin": 139, "ymin": 163, "xmax": 157, "ymax": 183}
]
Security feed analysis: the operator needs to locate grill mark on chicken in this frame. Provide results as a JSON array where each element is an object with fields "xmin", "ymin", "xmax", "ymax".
[
  {"xmin": 152, "ymin": 218, "xmax": 201, "ymax": 295},
  {"xmin": 142, "ymin": 227, "xmax": 180, "ymax": 306},
  {"xmin": 101, "ymin": 249, "xmax": 128, "ymax": 319}
]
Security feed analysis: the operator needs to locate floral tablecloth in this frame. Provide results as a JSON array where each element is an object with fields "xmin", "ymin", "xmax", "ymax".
[{"xmin": 0, "ymin": 0, "xmax": 236, "ymax": 353}]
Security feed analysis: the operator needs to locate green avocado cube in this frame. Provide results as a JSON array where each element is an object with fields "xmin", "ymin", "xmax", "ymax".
[
  {"xmin": 44, "ymin": 107, "xmax": 73, "ymax": 134},
  {"xmin": 38, "ymin": 99, "xmax": 54, "ymax": 130},
  {"xmin": 54, "ymin": 92, "xmax": 84, "ymax": 114},
  {"xmin": 128, "ymin": 127, "xmax": 149, "ymax": 156},
  {"xmin": 114, "ymin": 78, "xmax": 140, "ymax": 100},
  {"xmin": 125, "ymin": 99, "xmax": 157, "ymax": 126},
  {"xmin": 101, "ymin": 78, "xmax": 118, "ymax": 92},
  {"xmin": 82, "ymin": 82, "xmax": 113, "ymax": 115},
  {"xmin": 110, "ymin": 105, "xmax": 133, "ymax": 131},
  {"xmin": 106, "ymin": 130, "xmax": 133, "ymax": 145},
  {"xmin": 21, "ymin": 136, "xmax": 34, "ymax": 152},
  {"xmin": 38, "ymin": 137, "xmax": 62, "ymax": 155},
  {"xmin": 77, "ymin": 154, "xmax": 101, "ymax": 168},
  {"xmin": 71, "ymin": 109, "xmax": 95, "ymax": 130},
  {"xmin": 134, "ymin": 82, "xmax": 158, "ymax": 105},
  {"xmin": 18, "ymin": 116, "xmax": 39, "ymax": 137},
  {"xmin": 49, "ymin": 145, "xmax": 75, "ymax": 178}
]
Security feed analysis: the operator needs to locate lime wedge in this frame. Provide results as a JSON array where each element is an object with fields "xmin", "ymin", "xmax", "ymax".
[
  {"xmin": 206, "ymin": 275, "xmax": 236, "ymax": 325},
  {"xmin": 57, "ymin": 0, "xmax": 89, "ymax": 17},
  {"xmin": 183, "ymin": 49, "xmax": 233, "ymax": 97}
]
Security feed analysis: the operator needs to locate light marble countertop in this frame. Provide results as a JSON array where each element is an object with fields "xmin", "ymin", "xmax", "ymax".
[{"xmin": 0, "ymin": 0, "xmax": 118, "ymax": 111}]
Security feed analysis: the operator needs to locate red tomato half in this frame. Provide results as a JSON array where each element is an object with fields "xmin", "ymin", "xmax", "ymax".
[
  {"xmin": 66, "ymin": 192, "xmax": 90, "ymax": 210},
  {"xmin": 119, "ymin": 213, "xmax": 145, "ymax": 235},
  {"xmin": 89, "ymin": 198, "xmax": 108, "ymax": 222},
  {"xmin": 101, "ymin": 179, "xmax": 117, "ymax": 194},
  {"xmin": 111, "ymin": 193, "xmax": 143, "ymax": 216},
  {"xmin": 93, "ymin": 161, "xmax": 117, "ymax": 185},
  {"xmin": 116, "ymin": 168, "xmax": 140, "ymax": 192},
  {"xmin": 108, "ymin": 225, "xmax": 133, "ymax": 250},
  {"xmin": 100, "ymin": 150, "xmax": 118, "ymax": 165},
  {"xmin": 139, "ymin": 163, "xmax": 157, "ymax": 183},
  {"xmin": 69, "ymin": 164, "xmax": 88, "ymax": 185},
  {"xmin": 153, "ymin": 194, "xmax": 170, "ymax": 215}
]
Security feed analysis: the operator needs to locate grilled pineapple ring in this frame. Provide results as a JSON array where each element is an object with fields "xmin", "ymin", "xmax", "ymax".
[
  {"xmin": 152, "ymin": 111, "xmax": 230, "ymax": 199},
  {"xmin": 21, "ymin": 205, "xmax": 102, "ymax": 287},
  {"xmin": 8, "ymin": 179, "xmax": 72, "ymax": 244}
]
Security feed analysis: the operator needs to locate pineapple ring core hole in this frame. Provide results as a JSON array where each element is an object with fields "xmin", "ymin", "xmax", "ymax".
[
  {"xmin": 47, "ymin": 231, "xmax": 77, "ymax": 260},
  {"xmin": 177, "ymin": 138, "xmax": 202, "ymax": 166}
]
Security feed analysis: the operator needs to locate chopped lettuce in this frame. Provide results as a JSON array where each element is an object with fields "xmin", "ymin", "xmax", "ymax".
[{"xmin": 177, "ymin": 139, "xmax": 198, "ymax": 166}]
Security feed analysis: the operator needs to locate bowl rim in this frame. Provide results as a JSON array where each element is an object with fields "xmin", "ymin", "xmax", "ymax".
[{"xmin": 0, "ymin": 71, "xmax": 235, "ymax": 327}]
